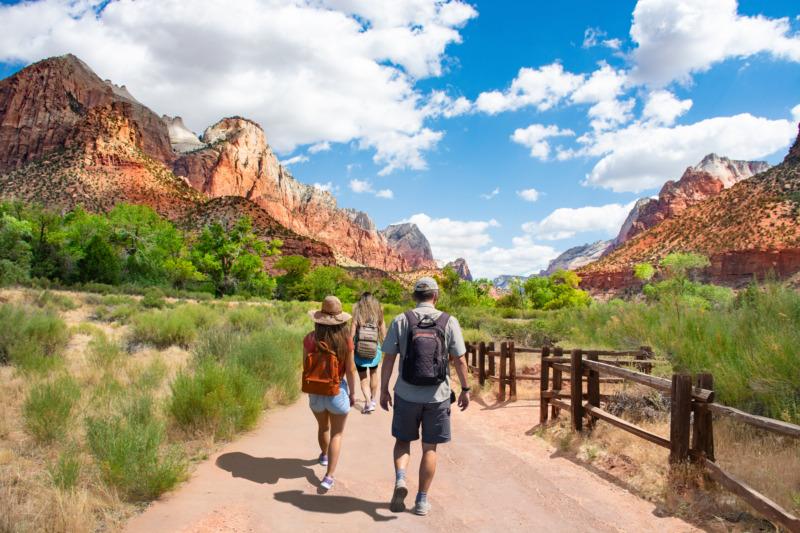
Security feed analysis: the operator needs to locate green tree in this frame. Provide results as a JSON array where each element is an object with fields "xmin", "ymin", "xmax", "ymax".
[
  {"xmin": 274, "ymin": 255, "xmax": 311, "ymax": 300},
  {"xmin": 377, "ymin": 278, "xmax": 406, "ymax": 305},
  {"xmin": 296, "ymin": 266, "xmax": 350, "ymax": 301},
  {"xmin": 523, "ymin": 270, "xmax": 590, "ymax": 310},
  {"xmin": 633, "ymin": 262, "xmax": 655, "ymax": 282},
  {"xmin": 108, "ymin": 204, "xmax": 185, "ymax": 283},
  {"xmin": 0, "ymin": 213, "xmax": 33, "ymax": 285},
  {"xmin": 191, "ymin": 217, "xmax": 281, "ymax": 296}
]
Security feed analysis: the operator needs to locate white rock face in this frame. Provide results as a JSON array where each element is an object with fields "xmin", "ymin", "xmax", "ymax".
[
  {"xmin": 162, "ymin": 115, "xmax": 206, "ymax": 153},
  {"xmin": 541, "ymin": 240, "xmax": 613, "ymax": 276},
  {"xmin": 693, "ymin": 153, "xmax": 770, "ymax": 188}
]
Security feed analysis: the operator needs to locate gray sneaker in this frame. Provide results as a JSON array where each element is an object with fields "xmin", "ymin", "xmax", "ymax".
[
  {"xmin": 413, "ymin": 499, "xmax": 431, "ymax": 516},
  {"xmin": 390, "ymin": 479, "xmax": 408, "ymax": 512}
]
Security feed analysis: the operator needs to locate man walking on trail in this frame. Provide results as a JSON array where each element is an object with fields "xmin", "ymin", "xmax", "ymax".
[{"xmin": 380, "ymin": 276, "xmax": 471, "ymax": 516}]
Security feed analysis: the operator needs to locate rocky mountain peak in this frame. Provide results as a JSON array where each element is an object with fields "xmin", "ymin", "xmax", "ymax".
[
  {"xmin": 541, "ymin": 240, "xmax": 612, "ymax": 276},
  {"xmin": 786, "ymin": 123, "xmax": 800, "ymax": 163},
  {"xmin": 692, "ymin": 153, "xmax": 770, "ymax": 188},
  {"xmin": 380, "ymin": 223, "xmax": 435, "ymax": 269},
  {"xmin": 445, "ymin": 258, "xmax": 472, "ymax": 281},
  {"xmin": 162, "ymin": 115, "xmax": 206, "ymax": 153},
  {"xmin": 343, "ymin": 208, "xmax": 376, "ymax": 231}
]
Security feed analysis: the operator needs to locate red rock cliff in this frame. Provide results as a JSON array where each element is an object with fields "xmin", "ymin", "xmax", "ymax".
[{"xmin": 174, "ymin": 117, "xmax": 434, "ymax": 271}]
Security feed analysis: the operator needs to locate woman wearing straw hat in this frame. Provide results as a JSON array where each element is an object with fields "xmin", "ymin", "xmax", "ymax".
[{"xmin": 303, "ymin": 295, "xmax": 358, "ymax": 491}]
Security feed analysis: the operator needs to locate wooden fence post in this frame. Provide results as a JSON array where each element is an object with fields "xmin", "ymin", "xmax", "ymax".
[
  {"xmin": 692, "ymin": 373, "xmax": 715, "ymax": 462},
  {"xmin": 499, "ymin": 342, "xmax": 508, "ymax": 401},
  {"xmin": 587, "ymin": 351, "xmax": 600, "ymax": 429},
  {"xmin": 478, "ymin": 341, "xmax": 486, "ymax": 386},
  {"xmin": 540, "ymin": 346, "xmax": 550, "ymax": 423},
  {"xmin": 509, "ymin": 341, "xmax": 517, "ymax": 400},
  {"xmin": 570, "ymin": 349, "xmax": 583, "ymax": 431},
  {"xmin": 488, "ymin": 342, "xmax": 496, "ymax": 377},
  {"xmin": 552, "ymin": 347, "xmax": 563, "ymax": 419},
  {"xmin": 670, "ymin": 373, "xmax": 692, "ymax": 464}
]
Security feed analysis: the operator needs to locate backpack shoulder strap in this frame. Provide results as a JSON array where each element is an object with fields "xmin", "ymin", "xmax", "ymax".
[
  {"xmin": 434, "ymin": 312, "xmax": 450, "ymax": 330},
  {"xmin": 403, "ymin": 310, "xmax": 418, "ymax": 327}
]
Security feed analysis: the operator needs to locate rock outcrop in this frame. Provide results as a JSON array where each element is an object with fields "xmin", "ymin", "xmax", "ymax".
[
  {"xmin": 541, "ymin": 240, "xmax": 612, "ymax": 276},
  {"xmin": 162, "ymin": 115, "xmax": 206, "ymax": 153},
  {"xmin": 580, "ymin": 133, "xmax": 800, "ymax": 291},
  {"xmin": 445, "ymin": 258, "xmax": 473, "ymax": 281},
  {"xmin": 173, "ymin": 117, "xmax": 432, "ymax": 271},
  {"xmin": 613, "ymin": 154, "xmax": 770, "ymax": 246},
  {"xmin": 378, "ymin": 223, "xmax": 436, "ymax": 270},
  {"xmin": 0, "ymin": 54, "xmax": 174, "ymax": 172}
]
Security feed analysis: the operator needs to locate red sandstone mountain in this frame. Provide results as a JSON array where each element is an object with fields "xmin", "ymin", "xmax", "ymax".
[
  {"xmin": 580, "ymin": 127, "xmax": 800, "ymax": 291},
  {"xmin": 613, "ymin": 154, "xmax": 770, "ymax": 247},
  {"xmin": 0, "ymin": 55, "xmax": 434, "ymax": 272}
]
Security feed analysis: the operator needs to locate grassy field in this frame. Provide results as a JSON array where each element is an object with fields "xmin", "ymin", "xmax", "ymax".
[{"xmin": 0, "ymin": 288, "xmax": 312, "ymax": 532}]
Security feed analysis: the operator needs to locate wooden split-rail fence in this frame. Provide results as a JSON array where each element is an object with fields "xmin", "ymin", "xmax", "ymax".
[{"xmin": 463, "ymin": 341, "xmax": 800, "ymax": 532}]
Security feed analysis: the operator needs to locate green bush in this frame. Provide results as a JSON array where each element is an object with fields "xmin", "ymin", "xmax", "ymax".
[
  {"xmin": 141, "ymin": 287, "xmax": 166, "ymax": 309},
  {"xmin": 49, "ymin": 447, "xmax": 81, "ymax": 490},
  {"xmin": 31, "ymin": 290, "xmax": 77, "ymax": 311},
  {"xmin": 226, "ymin": 305, "xmax": 269, "ymax": 333},
  {"xmin": 169, "ymin": 360, "xmax": 264, "ymax": 440},
  {"xmin": 23, "ymin": 376, "xmax": 80, "ymax": 443},
  {"xmin": 0, "ymin": 303, "xmax": 69, "ymax": 371},
  {"xmin": 130, "ymin": 304, "xmax": 219, "ymax": 348},
  {"xmin": 88, "ymin": 331, "xmax": 124, "ymax": 368},
  {"xmin": 86, "ymin": 396, "xmax": 185, "ymax": 501},
  {"xmin": 228, "ymin": 328, "xmax": 303, "ymax": 403}
]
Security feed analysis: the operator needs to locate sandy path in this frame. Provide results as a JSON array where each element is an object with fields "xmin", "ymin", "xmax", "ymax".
[{"xmin": 126, "ymin": 386, "xmax": 698, "ymax": 533}]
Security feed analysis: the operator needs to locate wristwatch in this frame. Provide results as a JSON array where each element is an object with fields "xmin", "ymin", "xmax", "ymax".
[{"xmin": 461, "ymin": 386, "xmax": 471, "ymax": 393}]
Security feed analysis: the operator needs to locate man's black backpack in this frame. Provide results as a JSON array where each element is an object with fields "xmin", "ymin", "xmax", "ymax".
[{"xmin": 401, "ymin": 310, "xmax": 450, "ymax": 386}]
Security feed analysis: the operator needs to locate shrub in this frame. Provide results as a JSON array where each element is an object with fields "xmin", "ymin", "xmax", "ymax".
[
  {"xmin": 49, "ymin": 447, "xmax": 81, "ymax": 490},
  {"xmin": 169, "ymin": 360, "xmax": 264, "ymax": 440},
  {"xmin": 88, "ymin": 331, "xmax": 124, "ymax": 368},
  {"xmin": 31, "ymin": 290, "xmax": 77, "ymax": 311},
  {"xmin": 0, "ymin": 304, "xmax": 69, "ymax": 371},
  {"xmin": 23, "ymin": 376, "xmax": 80, "ymax": 443},
  {"xmin": 130, "ymin": 304, "xmax": 219, "ymax": 348},
  {"xmin": 228, "ymin": 328, "xmax": 303, "ymax": 404},
  {"xmin": 141, "ymin": 287, "xmax": 166, "ymax": 309},
  {"xmin": 86, "ymin": 396, "xmax": 185, "ymax": 501},
  {"xmin": 226, "ymin": 305, "xmax": 269, "ymax": 333}
]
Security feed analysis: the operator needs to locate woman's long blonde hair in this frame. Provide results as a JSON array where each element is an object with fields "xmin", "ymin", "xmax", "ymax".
[
  {"xmin": 314, "ymin": 322, "xmax": 351, "ymax": 364},
  {"xmin": 352, "ymin": 292, "xmax": 384, "ymax": 341}
]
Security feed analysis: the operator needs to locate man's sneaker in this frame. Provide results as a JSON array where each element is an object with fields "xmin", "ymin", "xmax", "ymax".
[
  {"xmin": 320, "ymin": 475, "xmax": 335, "ymax": 491},
  {"xmin": 390, "ymin": 478, "xmax": 408, "ymax": 512},
  {"xmin": 413, "ymin": 499, "xmax": 431, "ymax": 516},
  {"xmin": 318, "ymin": 453, "xmax": 328, "ymax": 466}
]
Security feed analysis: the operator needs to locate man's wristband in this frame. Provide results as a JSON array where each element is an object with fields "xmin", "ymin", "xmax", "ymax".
[{"xmin": 461, "ymin": 386, "xmax": 471, "ymax": 393}]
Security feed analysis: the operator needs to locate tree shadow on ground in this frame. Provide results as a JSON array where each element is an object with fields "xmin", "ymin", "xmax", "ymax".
[
  {"xmin": 216, "ymin": 452, "xmax": 317, "ymax": 485},
  {"xmin": 274, "ymin": 490, "xmax": 397, "ymax": 522}
]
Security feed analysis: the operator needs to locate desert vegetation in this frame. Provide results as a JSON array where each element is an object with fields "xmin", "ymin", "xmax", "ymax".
[{"xmin": 0, "ymin": 288, "xmax": 308, "ymax": 532}]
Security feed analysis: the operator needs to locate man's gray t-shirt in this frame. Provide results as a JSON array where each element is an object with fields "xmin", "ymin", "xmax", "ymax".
[{"xmin": 381, "ymin": 302, "xmax": 466, "ymax": 404}]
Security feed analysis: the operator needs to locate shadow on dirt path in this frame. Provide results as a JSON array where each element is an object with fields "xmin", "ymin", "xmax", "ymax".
[
  {"xmin": 274, "ymin": 490, "xmax": 397, "ymax": 522},
  {"xmin": 216, "ymin": 452, "xmax": 317, "ymax": 485}
]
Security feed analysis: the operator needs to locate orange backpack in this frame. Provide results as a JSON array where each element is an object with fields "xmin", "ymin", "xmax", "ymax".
[{"xmin": 302, "ymin": 340, "xmax": 341, "ymax": 396}]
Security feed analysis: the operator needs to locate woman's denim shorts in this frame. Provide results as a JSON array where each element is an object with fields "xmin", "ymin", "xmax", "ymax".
[{"xmin": 308, "ymin": 379, "xmax": 350, "ymax": 415}]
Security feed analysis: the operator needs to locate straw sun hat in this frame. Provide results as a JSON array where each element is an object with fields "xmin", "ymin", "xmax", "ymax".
[{"xmin": 308, "ymin": 295, "xmax": 352, "ymax": 326}]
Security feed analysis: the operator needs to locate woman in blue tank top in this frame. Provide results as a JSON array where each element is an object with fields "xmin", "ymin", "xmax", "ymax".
[{"xmin": 350, "ymin": 292, "xmax": 386, "ymax": 414}]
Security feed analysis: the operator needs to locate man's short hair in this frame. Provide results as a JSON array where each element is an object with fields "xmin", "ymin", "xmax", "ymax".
[{"xmin": 413, "ymin": 289, "xmax": 438, "ymax": 302}]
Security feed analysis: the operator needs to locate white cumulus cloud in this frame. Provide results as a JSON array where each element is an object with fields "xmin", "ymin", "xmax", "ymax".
[
  {"xmin": 630, "ymin": 0, "xmax": 800, "ymax": 86},
  {"xmin": 0, "ymin": 0, "xmax": 477, "ymax": 175},
  {"xmin": 522, "ymin": 201, "xmax": 638, "ymax": 241},
  {"xmin": 511, "ymin": 124, "xmax": 575, "ymax": 160},
  {"xmin": 642, "ymin": 90, "xmax": 693, "ymax": 126},
  {"xmin": 349, "ymin": 178, "xmax": 393, "ymax": 199},
  {"xmin": 308, "ymin": 141, "xmax": 331, "ymax": 154},
  {"xmin": 282, "ymin": 154, "xmax": 309, "ymax": 166},
  {"xmin": 474, "ymin": 63, "xmax": 584, "ymax": 114},
  {"xmin": 516, "ymin": 188, "xmax": 540, "ymax": 202},
  {"xmin": 574, "ymin": 112, "xmax": 797, "ymax": 192}
]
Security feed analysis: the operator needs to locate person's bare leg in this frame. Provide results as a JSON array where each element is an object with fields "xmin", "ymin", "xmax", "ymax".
[
  {"xmin": 369, "ymin": 367, "xmax": 379, "ymax": 405},
  {"xmin": 419, "ymin": 443, "xmax": 438, "ymax": 493},
  {"xmin": 391, "ymin": 439, "xmax": 411, "ymax": 512},
  {"xmin": 358, "ymin": 370, "xmax": 370, "ymax": 405},
  {"xmin": 312, "ymin": 410, "xmax": 330, "ymax": 455},
  {"xmin": 394, "ymin": 439, "xmax": 411, "ymax": 473},
  {"xmin": 326, "ymin": 413, "xmax": 348, "ymax": 477}
]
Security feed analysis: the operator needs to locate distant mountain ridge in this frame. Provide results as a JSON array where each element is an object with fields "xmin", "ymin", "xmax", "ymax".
[
  {"xmin": 0, "ymin": 54, "xmax": 436, "ymax": 273},
  {"xmin": 579, "ymin": 128, "xmax": 800, "ymax": 291}
]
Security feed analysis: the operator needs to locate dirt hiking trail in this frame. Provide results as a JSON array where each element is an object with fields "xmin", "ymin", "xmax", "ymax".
[{"xmin": 126, "ymin": 392, "xmax": 698, "ymax": 533}]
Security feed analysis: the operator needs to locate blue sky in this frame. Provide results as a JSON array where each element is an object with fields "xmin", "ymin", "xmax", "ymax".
[{"xmin": 1, "ymin": 0, "xmax": 799, "ymax": 278}]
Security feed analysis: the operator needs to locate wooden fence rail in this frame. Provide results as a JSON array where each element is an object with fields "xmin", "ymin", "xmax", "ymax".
[{"xmin": 534, "ymin": 346, "xmax": 800, "ymax": 532}]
